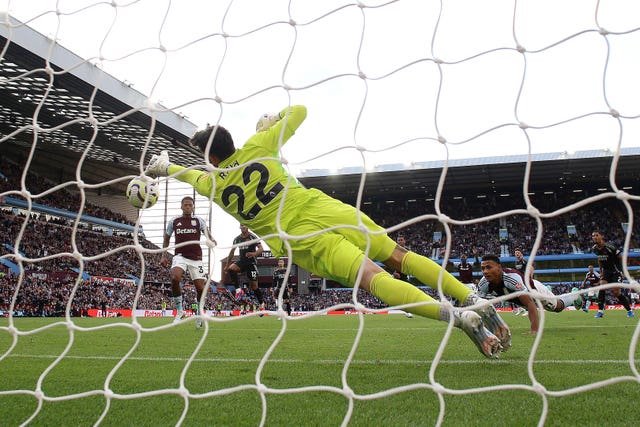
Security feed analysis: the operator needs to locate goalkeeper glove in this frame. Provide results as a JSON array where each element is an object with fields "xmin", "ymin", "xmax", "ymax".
[{"xmin": 255, "ymin": 112, "xmax": 282, "ymax": 133}]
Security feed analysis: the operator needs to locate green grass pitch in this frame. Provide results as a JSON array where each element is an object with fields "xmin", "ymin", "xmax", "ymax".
[{"xmin": 1, "ymin": 310, "xmax": 638, "ymax": 426}]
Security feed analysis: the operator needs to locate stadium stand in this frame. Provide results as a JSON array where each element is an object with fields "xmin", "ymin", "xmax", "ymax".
[{"xmin": 3, "ymin": 158, "xmax": 639, "ymax": 317}]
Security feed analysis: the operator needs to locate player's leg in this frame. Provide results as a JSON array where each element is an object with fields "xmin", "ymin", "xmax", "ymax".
[
  {"xmin": 381, "ymin": 243, "xmax": 511, "ymax": 350},
  {"xmin": 227, "ymin": 263, "xmax": 241, "ymax": 288},
  {"xmin": 583, "ymin": 290, "xmax": 594, "ymax": 312},
  {"xmin": 277, "ymin": 286, "xmax": 292, "ymax": 316},
  {"xmin": 273, "ymin": 285, "xmax": 289, "ymax": 318},
  {"xmin": 169, "ymin": 256, "xmax": 187, "ymax": 321},
  {"xmin": 534, "ymin": 284, "xmax": 577, "ymax": 313},
  {"xmin": 595, "ymin": 284, "xmax": 606, "ymax": 318},
  {"xmin": 192, "ymin": 277, "xmax": 206, "ymax": 328},
  {"xmin": 291, "ymin": 229, "xmax": 503, "ymax": 358},
  {"xmin": 363, "ymin": 258, "xmax": 502, "ymax": 358},
  {"xmin": 284, "ymin": 210, "xmax": 444, "ymax": 319},
  {"xmin": 189, "ymin": 261, "xmax": 208, "ymax": 329},
  {"xmin": 220, "ymin": 287, "xmax": 238, "ymax": 305},
  {"xmin": 192, "ymin": 278, "xmax": 206, "ymax": 308},
  {"xmin": 188, "ymin": 261, "xmax": 208, "ymax": 310},
  {"xmin": 219, "ymin": 270, "xmax": 239, "ymax": 305},
  {"xmin": 611, "ymin": 287, "xmax": 633, "ymax": 317},
  {"xmin": 245, "ymin": 265, "xmax": 264, "ymax": 307},
  {"xmin": 283, "ymin": 286, "xmax": 292, "ymax": 316},
  {"xmin": 302, "ymin": 192, "xmax": 476, "ymax": 303},
  {"xmin": 383, "ymin": 247, "xmax": 473, "ymax": 303},
  {"xmin": 280, "ymin": 192, "xmax": 503, "ymax": 357}
]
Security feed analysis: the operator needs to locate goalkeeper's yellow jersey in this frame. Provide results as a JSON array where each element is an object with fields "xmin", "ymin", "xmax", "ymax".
[{"xmin": 190, "ymin": 105, "xmax": 309, "ymax": 253}]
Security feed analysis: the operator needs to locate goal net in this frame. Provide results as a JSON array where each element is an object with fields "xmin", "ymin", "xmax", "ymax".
[{"xmin": 1, "ymin": 0, "xmax": 639, "ymax": 425}]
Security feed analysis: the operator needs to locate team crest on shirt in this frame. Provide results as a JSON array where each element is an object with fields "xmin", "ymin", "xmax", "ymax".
[
  {"xmin": 515, "ymin": 282, "xmax": 523, "ymax": 290},
  {"xmin": 191, "ymin": 220, "xmax": 196, "ymax": 226}
]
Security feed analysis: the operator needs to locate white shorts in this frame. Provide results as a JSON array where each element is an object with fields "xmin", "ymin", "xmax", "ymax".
[
  {"xmin": 533, "ymin": 284, "xmax": 579, "ymax": 311},
  {"xmin": 172, "ymin": 254, "xmax": 207, "ymax": 281},
  {"xmin": 532, "ymin": 284, "xmax": 559, "ymax": 312}
]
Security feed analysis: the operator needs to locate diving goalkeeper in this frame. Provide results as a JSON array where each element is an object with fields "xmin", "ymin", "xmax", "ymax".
[{"xmin": 146, "ymin": 105, "xmax": 511, "ymax": 358}]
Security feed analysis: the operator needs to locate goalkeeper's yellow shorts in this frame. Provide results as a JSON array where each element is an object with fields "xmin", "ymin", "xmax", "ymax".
[{"xmin": 265, "ymin": 189, "xmax": 396, "ymax": 286}]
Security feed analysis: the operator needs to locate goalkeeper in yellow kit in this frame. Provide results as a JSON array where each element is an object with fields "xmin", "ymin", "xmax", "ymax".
[{"xmin": 146, "ymin": 105, "xmax": 511, "ymax": 358}]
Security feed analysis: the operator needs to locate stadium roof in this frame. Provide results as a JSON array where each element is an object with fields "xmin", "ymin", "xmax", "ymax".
[
  {"xmin": 1, "ymin": 16, "xmax": 638, "ymax": 202},
  {"xmin": 299, "ymin": 148, "xmax": 640, "ymax": 204},
  {"xmin": 0, "ymin": 16, "xmax": 200, "ymax": 194}
]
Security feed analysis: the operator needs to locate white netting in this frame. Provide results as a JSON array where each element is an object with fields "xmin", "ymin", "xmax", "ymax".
[{"xmin": 1, "ymin": 0, "xmax": 640, "ymax": 426}]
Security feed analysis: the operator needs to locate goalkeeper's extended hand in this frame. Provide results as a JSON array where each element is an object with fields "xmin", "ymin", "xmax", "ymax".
[
  {"xmin": 255, "ymin": 112, "xmax": 282, "ymax": 133},
  {"xmin": 146, "ymin": 150, "xmax": 172, "ymax": 177}
]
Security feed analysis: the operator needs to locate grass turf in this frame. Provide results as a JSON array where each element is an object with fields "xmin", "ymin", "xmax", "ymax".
[{"xmin": 1, "ymin": 310, "xmax": 638, "ymax": 426}]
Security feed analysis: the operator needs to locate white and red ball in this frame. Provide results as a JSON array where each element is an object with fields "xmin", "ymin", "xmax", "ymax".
[{"xmin": 126, "ymin": 176, "xmax": 159, "ymax": 209}]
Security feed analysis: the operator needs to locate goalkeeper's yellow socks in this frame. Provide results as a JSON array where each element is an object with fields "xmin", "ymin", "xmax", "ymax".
[
  {"xmin": 369, "ymin": 271, "xmax": 441, "ymax": 319},
  {"xmin": 401, "ymin": 252, "xmax": 473, "ymax": 302}
]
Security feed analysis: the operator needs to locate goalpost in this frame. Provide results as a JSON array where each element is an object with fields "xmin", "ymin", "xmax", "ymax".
[{"xmin": 1, "ymin": 1, "xmax": 639, "ymax": 425}]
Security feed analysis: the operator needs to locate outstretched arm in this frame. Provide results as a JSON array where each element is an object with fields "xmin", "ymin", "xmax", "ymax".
[
  {"xmin": 472, "ymin": 248, "xmax": 480, "ymax": 266},
  {"xmin": 203, "ymin": 224, "xmax": 216, "ymax": 247},
  {"xmin": 580, "ymin": 274, "xmax": 589, "ymax": 288},
  {"xmin": 615, "ymin": 252, "xmax": 624, "ymax": 272},
  {"xmin": 521, "ymin": 294, "xmax": 540, "ymax": 334},
  {"xmin": 257, "ymin": 105, "xmax": 307, "ymax": 152},
  {"xmin": 247, "ymin": 241, "xmax": 264, "ymax": 259},
  {"xmin": 160, "ymin": 232, "xmax": 171, "ymax": 267}
]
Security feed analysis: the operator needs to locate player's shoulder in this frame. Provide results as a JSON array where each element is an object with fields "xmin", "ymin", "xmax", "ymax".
[
  {"xmin": 504, "ymin": 271, "xmax": 523, "ymax": 282},
  {"xmin": 243, "ymin": 132, "xmax": 280, "ymax": 156},
  {"xmin": 606, "ymin": 242, "xmax": 620, "ymax": 252},
  {"xmin": 502, "ymin": 270, "xmax": 525, "ymax": 288},
  {"xmin": 165, "ymin": 216, "xmax": 180, "ymax": 228},
  {"xmin": 476, "ymin": 277, "xmax": 489, "ymax": 293},
  {"xmin": 503, "ymin": 267, "xmax": 524, "ymax": 280}
]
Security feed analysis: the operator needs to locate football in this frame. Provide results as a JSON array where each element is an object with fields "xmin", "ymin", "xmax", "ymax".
[{"xmin": 126, "ymin": 176, "xmax": 159, "ymax": 209}]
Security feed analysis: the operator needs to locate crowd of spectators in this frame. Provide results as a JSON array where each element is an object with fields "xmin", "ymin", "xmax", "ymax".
[
  {"xmin": 0, "ymin": 159, "xmax": 134, "ymax": 226},
  {"xmin": 372, "ymin": 194, "xmax": 635, "ymax": 259},
  {"xmin": 0, "ymin": 209, "xmax": 164, "ymax": 282},
  {"xmin": 0, "ymin": 271, "xmax": 441, "ymax": 316},
  {"xmin": 4, "ymin": 272, "xmax": 621, "ymax": 317}
]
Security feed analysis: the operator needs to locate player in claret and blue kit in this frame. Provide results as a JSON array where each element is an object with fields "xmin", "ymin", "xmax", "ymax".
[
  {"xmin": 579, "ymin": 264, "xmax": 600, "ymax": 312},
  {"xmin": 162, "ymin": 196, "xmax": 215, "ymax": 328}
]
